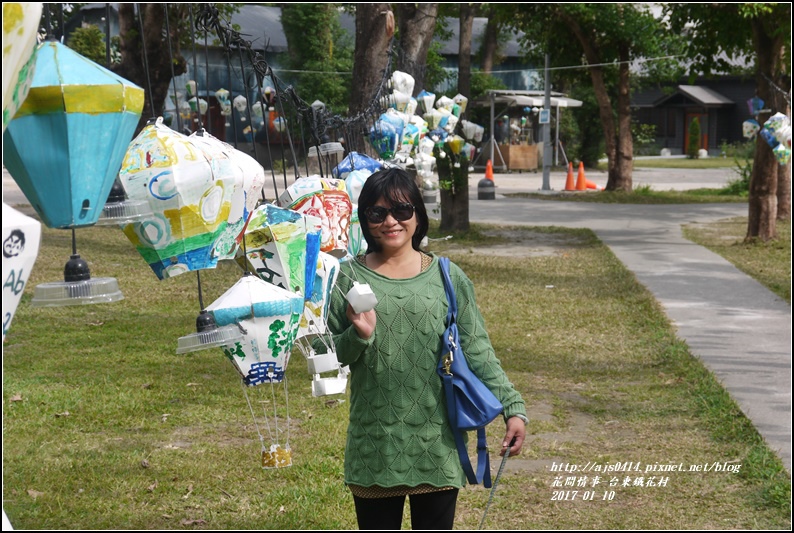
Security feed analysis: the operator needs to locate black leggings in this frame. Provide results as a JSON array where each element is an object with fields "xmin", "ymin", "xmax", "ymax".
[{"xmin": 353, "ymin": 489, "xmax": 459, "ymax": 530}]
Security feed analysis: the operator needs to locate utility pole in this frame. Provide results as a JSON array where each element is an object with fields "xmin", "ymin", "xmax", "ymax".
[{"xmin": 542, "ymin": 53, "xmax": 552, "ymax": 190}]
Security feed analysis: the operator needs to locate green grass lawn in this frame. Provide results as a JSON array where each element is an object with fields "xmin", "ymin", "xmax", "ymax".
[
  {"xmin": 2, "ymin": 222, "xmax": 789, "ymax": 530},
  {"xmin": 597, "ymin": 157, "xmax": 750, "ymax": 171}
]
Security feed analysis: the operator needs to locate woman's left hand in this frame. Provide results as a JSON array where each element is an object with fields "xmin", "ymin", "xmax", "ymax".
[{"xmin": 500, "ymin": 416, "xmax": 527, "ymax": 456}]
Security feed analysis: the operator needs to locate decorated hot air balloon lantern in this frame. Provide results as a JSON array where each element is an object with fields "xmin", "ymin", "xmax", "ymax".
[
  {"xmin": 237, "ymin": 203, "xmax": 314, "ymax": 298},
  {"xmin": 2, "ymin": 203, "xmax": 41, "ymax": 340},
  {"xmin": 188, "ymin": 96, "xmax": 208, "ymax": 124},
  {"xmin": 117, "ymin": 117, "xmax": 265, "ymax": 280},
  {"xmin": 3, "ymin": 38, "xmax": 144, "ymax": 306},
  {"xmin": 215, "ymin": 88, "xmax": 232, "ymax": 126},
  {"xmin": 233, "ymin": 94, "xmax": 248, "ymax": 122},
  {"xmin": 2, "ymin": 2, "xmax": 42, "ymax": 133},
  {"xmin": 3, "ymin": 38, "xmax": 145, "ymax": 229},
  {"xmin": 278, "ymin": 177, "xmax": 353, "ymax": 259},
  {"xmin": 207, "ymin": 272, "xmax": 305, "ymax": 468}
]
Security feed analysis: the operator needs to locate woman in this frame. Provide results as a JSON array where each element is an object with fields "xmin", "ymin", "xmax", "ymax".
[{"xmin": 323, "ymin": 167, "xmax": 527, "ymax": 530}]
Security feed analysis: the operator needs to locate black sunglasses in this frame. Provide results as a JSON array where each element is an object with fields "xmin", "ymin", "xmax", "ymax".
[{"xmin": 363, "ymin": 202, "xmax": 416, "ymax": 224}]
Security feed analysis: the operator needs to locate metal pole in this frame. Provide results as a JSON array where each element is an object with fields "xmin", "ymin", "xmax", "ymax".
[
  {"xmin": 555, "ymin": 105, "xmax": 560, "ymax": 167},
  {"xmin": 489, "ymin": 91, "xmax": 495, "ymax": 165},
  {"xmin": 542, "ymin": 54, "xmax": 551, "ymax": 190}
]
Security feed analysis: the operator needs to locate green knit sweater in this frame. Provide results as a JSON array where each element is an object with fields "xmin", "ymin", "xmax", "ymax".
[{"xmin": 321, "ymin": 253, "xmax": 527, "ymax": 489}]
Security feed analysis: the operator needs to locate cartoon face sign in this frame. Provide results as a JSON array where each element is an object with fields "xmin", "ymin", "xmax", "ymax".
[{"xmin": 3, "ymin": 229, "xmax": 26, "ymax": 258}]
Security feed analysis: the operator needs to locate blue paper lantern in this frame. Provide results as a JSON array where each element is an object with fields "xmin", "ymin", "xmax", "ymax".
[{"xmin": 2, "ymin": 40, "xmax": 145, "ymax": 229}]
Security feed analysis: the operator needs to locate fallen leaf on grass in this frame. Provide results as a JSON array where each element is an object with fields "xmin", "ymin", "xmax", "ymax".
[
  {"xmin": 27, "ymin": 489, "xmax": 44, "ymax": 499},
  {"xmin": 279, "ymin": 506, "xmax": 286, "ymax": 513},
  {"xmin": 88, "ymin": 321, "xmax": 104, "ymax": 326},
  {"xmin": 180, "ymin": 519, "xmax": 206, "ymax": 526},
  {"xmin": 186, "ymin": 383, "xmax": 200, "ymax": 387},
  {"xmin": 147, "ymin": 481, "xmax": 158, "ymax": 492},
  {"xmin": 161, "ymin": 413, "xmax": 170, "ymax": 423},
  {"xmin": 183, "ymin": 484, "xmax": 194, "ymax": 499},
  {"xmin": 141, "ymin": 383, "xmax": 152, "ymax": 389},
  {"xmin": 9, "ymin": 394, "xmax": 23, "ymax": 402},
  {"xmin": 55, "ymin": 411, "xmax": 70, "ymax": 417},
  {"xmin": 141, "ymin": 459, "xmax": 150, "ymax": 468}
]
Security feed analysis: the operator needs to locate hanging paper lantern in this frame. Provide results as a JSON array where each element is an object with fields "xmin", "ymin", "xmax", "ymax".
[
  {"xmin": 2, "ymin": 203, "xmax": 42, "ymax": 341},
  {"xmin": 332, "ymin": 151, "xmax": 383, "ymax": 180},
  {"xmin": 208, "ymin": 273, "xmax": 304, "ymax": 385},
  {"xmin": 186, "ymin": 80, "xmax": 197, "ymax": 98},
  {"xmin": 742, "ymin": 119, "xmax": 760, "ymax": 139},
  {"xmin": 436, "ymin": 95, "xmax": 455, "ymax": 112},
  {"xmin": 2, "ymin": 2, "xmax": 42, "ymax": 133},
  {"xmin": 3, "ymin": 40, "xmax": 145, "ymax": 229},
  {"xmin": 251, "ymin": 101, "xmax": 265, "ymax": 120},
  {"xmin": 187, "ymin": 130, "xmax": 266, "ymax": 260},
  {"xmin": 278, "ymin": 177, "xmax": 353, "ymax": 258},
  {"xmin": 118, "ymin": 118, "xmax": 265, "ymax": 279}
]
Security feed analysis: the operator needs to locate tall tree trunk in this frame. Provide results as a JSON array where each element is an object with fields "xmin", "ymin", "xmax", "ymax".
[
  {"xmin": 614, "ymin": 44, "xmax": 634, "ymax": 191},
  {"xmin": 348, "ymin": 4, "xmax": 393, "ymax": 152},
  {"xmin": 457, "ymin": 3, "xmax": 476, "ymax": 106},
  {"xmin": 436, "ymin": 146, "xmax": 470, "ymax": 232},
  {"xmin": 480, "ymin": 8, "xmax": 500, "ymax": 74},
  {"xmin": 746, "ymin": 19, "xmax": 783, "ymax": 241},
  {"xmin": 116, "ymin": 3, "xmax": 187, "ymax": 136},
  {"xmin": 395, "ymin": 3, "xmax": 438, "ymax": 96}
]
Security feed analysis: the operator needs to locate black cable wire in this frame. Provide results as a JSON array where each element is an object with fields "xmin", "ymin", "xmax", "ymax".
[
  {"xmin": 135, "ymin": 4, "xmax": 156, "ymax": 119},
  {"xmin": 164, "ymin": 4, "xmax": 183, "ymax": 133}
]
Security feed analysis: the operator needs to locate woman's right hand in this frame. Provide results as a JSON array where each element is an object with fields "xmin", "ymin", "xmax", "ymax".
[{"xmin": 347, "ymin": 304, "xmax": 376, "ymax": 340}]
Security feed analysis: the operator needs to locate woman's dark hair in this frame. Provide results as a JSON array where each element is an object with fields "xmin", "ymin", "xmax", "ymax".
[{"xmin": 357, "ymin": 167, "xmax": 428, "ymax": 253}]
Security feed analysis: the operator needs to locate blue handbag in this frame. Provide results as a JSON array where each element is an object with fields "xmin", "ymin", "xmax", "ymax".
[{"xmin": 437, "ymin": 257, "xmax": 504, "ymax": 487}]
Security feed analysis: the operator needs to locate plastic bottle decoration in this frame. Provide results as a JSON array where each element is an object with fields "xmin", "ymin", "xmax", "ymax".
[
  {"xmin": 391, "ymin": 70, "xmax": 415, "ymax": 97},
  {"xmin": 233, "ymin": 94, "xmax": 248, "ymax": 122},
  {"xmin": 453, "ymin": 94, "xmax": 468, "ymax": 114},
  {"xmin": 278, "ymin": 177, "xmax": 352, "ymax": 259},
  {"xmin": 3, "ymin": 40, "xmax": 145, "ymax": 229},
  {"xmin": 417, "ymin": 89, "xmax": 436, "ymax": 115},
  {"xmin": 2, "ymin": 203, "xmax": 41, "ymax": 341},
  {"xmin": 273, "ymin": 116, "xmax": 287, "ymax": 133},
  {"xmin": 746, "ymin": 96, "xmax": 764, "ymax": 116},
  {"xmin": 2, "ymin": 2, "xmax": 42, "ymax": 133},
  {"xmin": 186, "ymin": 80, "xmax": 197, "ymax": 99},
  {"xmin": 435, "ymin": 95, "xmax": 455, "ymax": 113},
  {"xmin": 331, "ymin": 151, "xmax": 383, "ymax": 180},
  {"xmin": 117, "ymin": 117, "xmax": 265, "ymax": 279},
  {"xmin": 742, "ymin": 119, "xmax": 760, "ymax": 139},
  {"xmin": 369, "ymin": 117, "xmax": 401, "ymax": 160}
]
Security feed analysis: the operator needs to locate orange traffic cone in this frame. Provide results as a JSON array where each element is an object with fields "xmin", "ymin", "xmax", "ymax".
[
  {"xmin": 564, "ymin": 162, "xmax": 575, "ymax": 191},
  {"xmin": 575, "ymin": 161, "xmax": 587, "ymax": 191},
  {"xmin": 485, "ymin": 159, "xmax": 494, "ymax": 181},
  {"xmin": 585, "ymin": 179, "xmax": 598, "ymax": 190}
]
